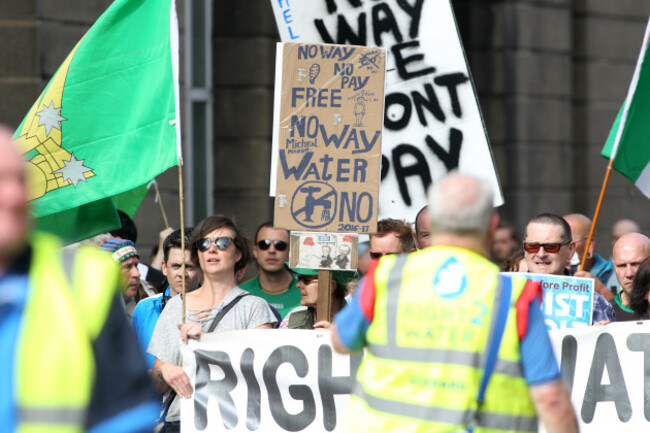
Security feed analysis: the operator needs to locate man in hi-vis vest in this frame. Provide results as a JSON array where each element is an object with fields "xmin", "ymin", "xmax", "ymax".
[
  {"xmin": 332, "ymin": 174, "xmax": 578, "ymax": 433},
  {"xmin": 0, "ymin": 126, "xmax": 158, "ymax": 432}
]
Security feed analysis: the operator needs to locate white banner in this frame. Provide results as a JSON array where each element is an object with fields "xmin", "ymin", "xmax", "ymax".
[
  {"xmin": 180, "ymin": 324, "xmax": 650, "ymax": 432},
  {"xmin": 269, "ymin": 0, "xmax": 504, "ymax": 221},
  {"xmin": 548, "ymin": 321, "xmax": 650, "ymax": 432},
  {"xmin": 180, "ymin": 330, "xmax": 360, "ymax": 433}
]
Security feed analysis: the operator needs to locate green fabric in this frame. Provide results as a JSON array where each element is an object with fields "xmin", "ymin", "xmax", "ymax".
[
  {"xmin": 240, "ymin": 276, "xmax": 301, "ymax": 318},
  {"xmin": 614, "ymin": 292, "xmax": 635, "ymax": 313},
  {"xmin": 601, "ymin": 36, "xmax": 650, "ymax": 191},
  {"xmin": 15, "ymin": 0, "xmax": 178, "ymax": 243}
]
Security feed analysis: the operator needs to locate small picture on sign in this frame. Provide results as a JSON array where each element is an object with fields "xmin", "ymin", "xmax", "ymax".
[{"xmin": 290, "ymin": 232, "xmax": 358, "ymax": 271}]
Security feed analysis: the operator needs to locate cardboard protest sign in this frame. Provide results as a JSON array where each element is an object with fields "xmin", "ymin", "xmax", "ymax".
[
  {"xmin": 180, "ymin": 330, "xmax": 361, "ymax": 433},
  {"xmin": 271, "ymin": 42, "xmax": 386, "ymax": 233},
  {"xmin": 506, "ymin": 272, "xmax": 594, "ymax": 329},
  {"xmin": 290, "ymin": 231, "xmax": 358, "ymax": 270},
  {"xmin": 269, "ymin": 0, "xmax": 504, "ymax": 223},
  {"xmin": 547, "ymin": 322, "xmax": 650, "ymax": 432}
]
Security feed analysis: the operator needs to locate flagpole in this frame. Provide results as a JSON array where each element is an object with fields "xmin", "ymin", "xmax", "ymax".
[
  {"xmin": 579, "ymin": 159, "xmax": 614, "ymax": 271},
  {"xmin": 178, "ymin": 160, "xmax": 187, "ymax": 324},
  {"xmin": 152, "ymin": 181, "xmax": 170, "ymax": 229}
]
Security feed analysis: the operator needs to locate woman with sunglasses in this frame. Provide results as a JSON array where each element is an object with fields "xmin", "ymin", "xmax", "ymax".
[
  {"xmin": 280, "ymin": 267, "xmax": 356, "ymax": 329},
  {"xmin": 148, "ymin": 215, "xmax": 277, "ymax": 433}
]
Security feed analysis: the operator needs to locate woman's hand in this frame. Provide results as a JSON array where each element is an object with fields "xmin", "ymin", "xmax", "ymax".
[
  {"xmin": 159, "ymin": 362, "xmax": 193, "ymax": 398},
  {"xmin": 314, "ymin": 320, "xmax": 331, "ymax": 329},
  {"xmin": 178, "ymin": 322, "xmax": 203, "ymax": 344}
]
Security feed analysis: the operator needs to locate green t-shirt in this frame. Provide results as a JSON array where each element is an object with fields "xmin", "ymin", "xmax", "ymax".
[{"xmin": 240, "ymin": 275, "xmax": 301, "ymax": 318}]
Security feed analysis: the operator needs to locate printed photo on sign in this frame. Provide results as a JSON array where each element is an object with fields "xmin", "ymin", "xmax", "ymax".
[
  {"xmin": 290, "ymin": 231, "xmax": 358, "ymax": 271},
  {"xmin": 269, "ymin": 0, "xmax": 504, "ymax": 225},
  {"xmin": 506, "ymin": 272, "xmax": 594, "ymax": 329},
  {"xmin": 271, "ymin": 42, "xmax": 386, "ymax": 233}
]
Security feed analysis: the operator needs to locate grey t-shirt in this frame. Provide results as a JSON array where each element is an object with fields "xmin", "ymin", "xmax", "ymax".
[{"xmin": 148, "ymin": 287, "xmax": 277, "ymax": 421}]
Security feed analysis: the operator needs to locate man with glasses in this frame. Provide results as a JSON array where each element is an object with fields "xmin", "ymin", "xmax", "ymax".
[
  {"xmin": 369, "ymin": 218, "xmax": 415, "ymax": 259},
  {"xmin": 523, "ymin": 213, "xmax": 615, "ymax": 324},
  {"xmin": 564, "ymin": 213, "xmax": 614, "ymax": 300},
  {"xmin": 240, "ymin": 221, "xmax": 300, "ymax": 318}
]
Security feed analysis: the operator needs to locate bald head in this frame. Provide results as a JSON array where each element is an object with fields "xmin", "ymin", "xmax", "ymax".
[
  {"xmin": 613, "ymin": 233, "xmax": 650, "ymax": 296},
  {"xmin": 563, "ymin": 213, "xmax": 593, "ymax": 264},
  {"xmin": 0, "ymin": 126, "xmax": 29, "ymax": 262},
  {"xmin": 428, "ymin": 174, "xmax": 494, "ymax": 238},
  {"xmin": 612, "ymin": 219, "xmax": 641, "ymax": 250}
]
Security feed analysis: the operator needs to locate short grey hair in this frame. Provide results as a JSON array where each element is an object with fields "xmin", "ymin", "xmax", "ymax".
[{"xmin": 428, "ymin": 174, "xmax": 494, "ymax": 237}]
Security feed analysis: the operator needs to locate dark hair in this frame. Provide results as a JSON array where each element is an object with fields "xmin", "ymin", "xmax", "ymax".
[
  {"xmin": 163, "ymin": 228, "xmax": 194, "ymax": 262},
  {"xmin": 525, "ymin": 213, "xmax": 572, "ymax": 242},
  {"xmin": 190, "ymin": 215, "xmax": 251, "ymax": 274},
  {"xmin": 497, "ymin": 220, "xmax": 520, "ymax": 244},
  {"xmin": 371, "ymin": 218, "xmax": 414, "ymax": 253},
  {"xmin": 414, "ymin": 205, "xmax": 428, "ymax": 238},
  {"xmin": 109, "ymin": 210, "xmax": 138, "ymax": 243},
  {"xmin": 254, "ymin": 221, "xmax": 289, "ymax": 242},
  {"xmin": 630, "ymin": 258, "xmax": 650, "ymax": 316},
  {"xmin": 501, "ymin": 249, "xmax": 525, "ymax": 272}
]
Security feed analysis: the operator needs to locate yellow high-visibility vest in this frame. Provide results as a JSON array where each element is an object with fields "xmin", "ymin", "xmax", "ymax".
[
  {"xmin": 15, "ymin": 232, "xmax": 119, "ymax": 433},
  {"xmin": 347, "ymin": 246, "xmax": 538, "ymax": 433}
]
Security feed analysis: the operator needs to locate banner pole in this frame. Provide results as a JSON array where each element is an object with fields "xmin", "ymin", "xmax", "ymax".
[
  {"xmin": 317, "ymin": 270, "xmax": 332, "ymax": 323},
  {"xmin": 153, "ymin": 181, "xmax": 170, "ymax": 229},
  {"xmin": 178, "ymin": 160, "xmax": 187, "ymax": 324},
  {"xmin": 579, "ymin": 159, "xmax": 614, "ymax": 271}
]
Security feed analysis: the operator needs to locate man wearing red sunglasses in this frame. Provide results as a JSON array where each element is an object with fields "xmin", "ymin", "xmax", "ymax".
[
  {"xmin": 240, "ymin": 221, "xmax": 300, "ymax": 318},
  {"xmin": 523, "ymin": 214, "xmax": 615, "ymax": 324}
]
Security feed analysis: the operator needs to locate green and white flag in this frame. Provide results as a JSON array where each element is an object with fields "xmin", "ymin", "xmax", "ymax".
[
  {"xmin": 14, "ymin": 0, "xmax": 181, "ymax": 243},
  {"xmin": 602, "ymin": 19, "xmax": 650, "ymax": 197}
]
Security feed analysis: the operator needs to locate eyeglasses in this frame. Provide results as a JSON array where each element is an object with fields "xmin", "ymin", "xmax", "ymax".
[
  {"xmin": 296, "ymin": 275, "xmax": 318, "ymax": 284},
  {"xmin": 196, "ymin": 237, "xmax": 233, "ymax": 252},
  {"xmin": 370, "ymin": 251, "xmax": 398, "ymax": 260},
  {"xmin": 257, "ymin": 239, "xmax": 288, "ymax": 251},
  {"xmin": 523, "ymin": 240, "xmax": 570, "ymax": 254}
]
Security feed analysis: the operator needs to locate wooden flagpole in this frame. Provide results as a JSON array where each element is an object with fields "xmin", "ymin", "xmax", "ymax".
[
  {"xmin": 178, "ymin": 161, "xmax": 187, "ymax": 324},
  {"xmin": 152, "ymin": 181, "xmax": 171, "ymax": 229},
  {"xmin": 579, "ymin": 159, "xmax": 614, "ymax": 271},
  {"xmin": 317, "ymin": 269, "xmax": 333, "ymax": 323}
]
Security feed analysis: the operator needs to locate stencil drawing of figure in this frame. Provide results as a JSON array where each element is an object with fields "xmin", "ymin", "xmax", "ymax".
[
  {"xmin": 354, "ymin": 95, "xmax": 366, "ymax": 127},
  {"xmin": 334, "ymin": 244, "xmax": 351, "ymax": 269},
  {"xmin": 320, "ymin": 245, "xmax": 333, "ymax": 268}
]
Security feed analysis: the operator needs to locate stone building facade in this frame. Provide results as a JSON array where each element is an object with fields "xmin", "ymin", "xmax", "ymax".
[{"xmin": 2, "ymin": 0, "xmax": 650, "ymax": 256}]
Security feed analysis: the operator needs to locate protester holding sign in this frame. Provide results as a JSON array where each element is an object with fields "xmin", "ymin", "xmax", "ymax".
[
  {"xmin": 332, "ymin": 174, "xmax": 578, "ymax": 433},
  {"xmin": 148, "ymin": 215, "xmax": 277, "ymax": 433},
  {"xmin": 280, "ymin": 266, "xmax": 356, "ymax": 329}
]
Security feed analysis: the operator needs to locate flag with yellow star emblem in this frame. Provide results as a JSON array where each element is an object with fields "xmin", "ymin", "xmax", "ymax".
[{"xmin": 14, "ymin": 0, "xmax": 180, "ymax": 242}]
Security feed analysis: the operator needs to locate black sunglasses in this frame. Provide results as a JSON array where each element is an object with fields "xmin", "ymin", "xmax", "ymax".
[
  {"xmin": 296, "ymin": 274, "xmax": 318, "ymax": 284},
  {"xmin": 257, "ymin": 239, "xmax": 288, "ymax": 251},
  {"xmin": 370, "ymin": 251, "xmax": 398, "ymax": 260},
  {"xmin": 196, "ymin": 236, "xmax": 233, "ymax": 252},
  {"xmin": 523, "ymin": 240, "xmax": 570, "ymax": 254}
]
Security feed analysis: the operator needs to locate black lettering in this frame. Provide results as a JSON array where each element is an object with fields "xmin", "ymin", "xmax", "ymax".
[
  {"xmin": 627, "ymin": 333, "xmax": 650, "ymax": 421},
  {"xmin": 371, "ymin": 3, "xmax": 403, "ymax": 46},
  {"xmin": 412, "ymin": 82, "xmax": 445, "ymax": 125},
  {"xmin": 263, "ymin": 346, "xmax": 316, "ymax": 431},
  {"xmin": 193, "ymin": 350, "xmax": 238, "ymax": 430},
  {"xmin": 315, "ymin": 14, "xmax": 367, "ymax": 45},
  {"xmin": 391, "ymin": 40, "xmax": 435, "ymax": 80},
  {"xmin": 381, "ymin": 154, "xmax": 390, "ymax": 180},
  {"xmin": 581, "ymin": 333, "xmax": 631, "ymax": 423},
  {"xmin": 434, "ymin": 73, "xmax": 469, "ymax": 118},
  {"xmin": 241, "ymin": 348, "xmax": 261, "ymax": 430},
  {"xmin": 392, "ymin": 144, "xmax": 431, "ymax": 206},
  {"xmin": 323, "ymin": 0, "xmax": 362, "ymax": 14},
  {"xmin": 384, "ymin": 93, "xmax": 412, "ymax": 130},
  {"xmin": 318, "ymin": 345, "xmax": 359, "ymax": 431},
  {"xmin": 396, "ymin": 0, "xmax": 425, "ymax": 38},
  {"xmin": 425, "ymin": 129, "xmax": 462, "ymax": 171},
  {"xmin": 560, "ymin": 335, "xmax": 577, "ymax": 395}
]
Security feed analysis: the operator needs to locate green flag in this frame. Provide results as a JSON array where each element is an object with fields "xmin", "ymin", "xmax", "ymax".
[
  {"xmin": 14, "ymin": 0, "xmax": 180, "ymax": 243},
  {"xmin": 601, "ymin": 20, "xmax": 650, "ymax": 197}
]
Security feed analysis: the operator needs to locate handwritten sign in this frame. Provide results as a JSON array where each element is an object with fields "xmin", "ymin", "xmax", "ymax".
[
  {"xmin": 506, "ymin": 272, "xmax": 594, "ymax": 329},
  {"xmin": 271, "ymin": 42, "xmax": 386, "ymax": 233},
  {"xmin": 269, "ymin": 0, "xmax": 504, "ymax": 223}
]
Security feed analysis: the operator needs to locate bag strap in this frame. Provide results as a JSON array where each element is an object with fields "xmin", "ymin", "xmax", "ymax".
[
  {"xmin": 207, "ymin": 293, "xmax": 249, "ymax": 333},
  {"xmin": 467, "ymin": 274, "xmax": 512, "ymax": 432}
]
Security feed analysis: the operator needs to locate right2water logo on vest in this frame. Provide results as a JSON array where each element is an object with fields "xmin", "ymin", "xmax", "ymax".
[{"xmin": 433, "ymin": 257, "xmax": 468, "ymax": 300}]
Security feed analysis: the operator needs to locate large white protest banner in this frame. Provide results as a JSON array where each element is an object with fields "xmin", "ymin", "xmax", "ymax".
[
  {"xmin": 548, "ymin": 321, "xmax": 650, "ymax": 432},
  {"xmin": 269, "ymin": 0, "xmax": 504, "ymax": 221},
  {"xmin": 180, "ymin": 330, "xmax": 361, "ymax": 433}
]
